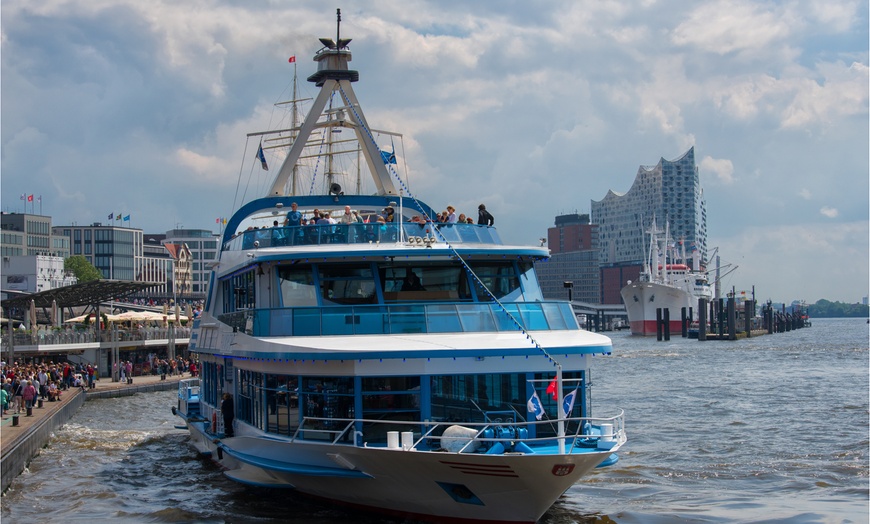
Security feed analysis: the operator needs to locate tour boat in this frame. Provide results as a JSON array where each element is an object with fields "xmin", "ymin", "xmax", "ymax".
[{"xmin": 174, "ymin": 11, "xmax": 626, "ymax": 523}]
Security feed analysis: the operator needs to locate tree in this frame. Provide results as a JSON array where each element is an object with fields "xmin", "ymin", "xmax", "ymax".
[{"xmin": 65, "ymin": 255, "xmax": 102, "ymax": 282}]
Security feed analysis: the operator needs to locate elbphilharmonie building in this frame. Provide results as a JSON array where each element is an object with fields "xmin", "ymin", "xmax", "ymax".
[{"xmin": 591, "ymin": 147, "xmax": 708, "ymax": 268}]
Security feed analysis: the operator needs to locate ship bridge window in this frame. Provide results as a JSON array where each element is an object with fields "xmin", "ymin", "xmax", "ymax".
[
  {"xmin": 318, "ymin": 264, "xmax": 376, "ymax": 305},
  {"xmin": 380, "ymin": 263, "xmax": 468, "ymax": 302},
  {"xmin": 468, "ymin": 262, "xmax": 523, "ymax": 302},
  {"xmin": 278, "ymin": 266, "xmax": 318, "ymax": 306}
]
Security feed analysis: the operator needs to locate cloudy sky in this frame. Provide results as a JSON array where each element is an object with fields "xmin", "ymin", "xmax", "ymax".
[{"xmin": 2, "ymin": 1, "xmax": 867, "ymax": 303}]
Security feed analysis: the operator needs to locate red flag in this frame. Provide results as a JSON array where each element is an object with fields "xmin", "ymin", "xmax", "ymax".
[
  {"xmin": 546, "ymin": 378, "xmax": 557, "ymax": 400},
  {"xmin": 27, "ymin": 194, "xmax": 33, "ymax": 202},
  {"xmin": 216, "ymin": 218, "xmax": 221, "ymax": 224},
  {"xmin": 288, "ymin": 55, "xmax": 296, "ymax": 63}
]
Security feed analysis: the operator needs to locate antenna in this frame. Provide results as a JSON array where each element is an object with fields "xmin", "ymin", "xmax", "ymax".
[{"xmin": 319, "ymin": 8, "xmax": 352, "ymax": 50}]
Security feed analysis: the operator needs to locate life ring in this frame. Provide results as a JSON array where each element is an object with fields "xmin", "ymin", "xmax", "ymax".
[{"xmin": 212, "ymin": 412, "xmax": 217, "ymax": 433}]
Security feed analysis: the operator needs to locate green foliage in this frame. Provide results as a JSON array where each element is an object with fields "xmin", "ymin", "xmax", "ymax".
[
  {"xmin": 65, "ymin": 255, "xmax": 102, "ymax": 282},
  {"xmin": 808, "ymin": 299, "xmax": 870, "ymax": 318}
]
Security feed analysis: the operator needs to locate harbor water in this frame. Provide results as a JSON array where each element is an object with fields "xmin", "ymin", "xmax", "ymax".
[{"xmin": 2, "ymin": 317, "xmax": 867, "ymax": 523}]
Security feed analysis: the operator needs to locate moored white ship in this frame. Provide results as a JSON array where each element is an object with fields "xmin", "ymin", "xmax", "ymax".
[
  {"xmin": 173, "ymin": 11, "xmax": 626, "ymax": 523},
  {"xmin": 621, "ymin": 218, "xmax": 712, "ymax": 336}
]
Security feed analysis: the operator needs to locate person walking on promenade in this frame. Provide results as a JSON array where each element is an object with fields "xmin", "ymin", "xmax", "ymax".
[
  {"xmin": 37, "ymin": 367, "xmax": 48, "ymax": 399},
  {"xmin": 22, "ymin": 380, "xmax": 37, "ymax": 416},
  {"xmin": 11, "ymin": 378, "xmax": 23, "ymax": 414},
  {"xmin": 1, "ymin": 386, "xmax": 8, "ymax": 415},
  {"xmin": 221, "ymin": 393, "xmax": 235, "ymax": 437}
]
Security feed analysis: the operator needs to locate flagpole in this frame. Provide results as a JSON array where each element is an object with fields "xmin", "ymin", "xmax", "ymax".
[{"xmin": 556, "ymin": 364, "xmax": 565, "ymax": 454}]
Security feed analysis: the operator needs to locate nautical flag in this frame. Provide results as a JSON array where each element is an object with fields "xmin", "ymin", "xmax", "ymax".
[
  {"xmin": 380, "ymin": 149, "xmax": 396, "ymax": 165},
  {"xmin": 257, "ymin": 141, "xmax": 269, "ymax": 170},
  {"xmin": 27, "ymin": 194, "xmax": 33, "ymax": 202},
  {"xmin": 527, "ymin": 391, "xmax": 545, "ymax": 420},
  {"xmin": 561, "ymin": 388, "xmax": 578, "ymax": 418},
  {"xmin": 216, "ymin": 218, "xmax": 221, "ymax": 224},
  {"xmin": 123, "ymin": 215, "xmax": 130, "ymax": 221},
  {"xmin": 117, "ymin": 214, "xmax": 122, "ymax": 220},
  {"xmin": 222, "ymin": 218, "xmax": 227, "ymax": 225},
  {"xmin": 288, "ymin": 55, "xmax": 296, "ymax": 63},
  {"xmin": 108, "ymin": 212, "xmax": 113, "ymax": 220},
  {"xmin": 545, "ymin": 378, "xmax": 558, "ymax": 400}
]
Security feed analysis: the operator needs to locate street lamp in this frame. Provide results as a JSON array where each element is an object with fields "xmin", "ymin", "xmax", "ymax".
[{"xmin": 563, "ymin": 281, "xmax": 574, "ymax": 303}]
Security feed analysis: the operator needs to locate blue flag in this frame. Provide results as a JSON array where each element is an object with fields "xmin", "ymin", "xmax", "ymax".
[
  {"xmin": 380, "ymin": 149, "xmax": 396, "ymax": 165},
  {"xmin": 257, "ymin": 141, "xmax": 269, "ymax": 170},
  {"xmin": 123, "ymin": 215, "xmax": 130, "ymax": 221},
  {"xmin": 561, "ymin": 388, "xmax": 578, "ymax": 418},
  {"xmin": 527, "ymin": 391, "xmax": 544, "ymax": 420}
]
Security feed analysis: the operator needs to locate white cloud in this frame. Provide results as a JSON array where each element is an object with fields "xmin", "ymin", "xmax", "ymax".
[
  {"xmin": 798, "ymin": 188, "xmax": 812, "ymax": 200},
  {"xmin": 820, "ymin": 206, "xmax": 839, "ymax": 218},
  {"xmin": 700, "ymin": 156, "xmax": 735, "ymax": 184}
]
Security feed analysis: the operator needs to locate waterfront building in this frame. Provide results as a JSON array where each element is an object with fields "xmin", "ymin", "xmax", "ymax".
[
  {"xmin": 162, "ymin": 228, "xmax": 219, "ymax": 299},
  {"xmin": 591, "ymin": 147, "xmax": 708, "ymax": 304},
  {"xmin": 0, "ymin": 254, "xmax": 77, "ymax": 295},
  {"xmin": 52, "ymin": 222, "xmax": 142, "ymax": 280},
  {"xmin": 1, "ymin": 212, "xmax": 70, "ymax": 258},
  {"xmin": 535, "ymin": 213, "xmax": 600, "ymax": 304}
]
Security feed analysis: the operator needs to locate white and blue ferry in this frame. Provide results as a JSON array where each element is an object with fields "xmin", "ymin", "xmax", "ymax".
[{"xmin": 174, "ymin": 11, "xmax": 626, "ymax": 523}]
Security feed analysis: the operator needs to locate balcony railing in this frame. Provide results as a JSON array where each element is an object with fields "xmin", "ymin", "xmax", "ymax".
[{"xmin": 224, "ymin": 222, "xmax": 502, "ymax": 251}]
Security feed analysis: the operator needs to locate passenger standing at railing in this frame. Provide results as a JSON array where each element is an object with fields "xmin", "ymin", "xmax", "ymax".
[
  {"xmin": 284, "ymin": 202, "xmax": 303, "ymax": 226},
  {"xmin": 478, "ymin": 204, "xmax": 494, "ymax": 226},
  {"xmin": 446, "ymin": 206, "xmax": 458, "ymax": 223}
]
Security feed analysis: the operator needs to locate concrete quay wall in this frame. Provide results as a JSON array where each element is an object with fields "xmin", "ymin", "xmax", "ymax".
[{"xmin": 1, "ymin": 390, "xmax": 85, "ymax": 494}]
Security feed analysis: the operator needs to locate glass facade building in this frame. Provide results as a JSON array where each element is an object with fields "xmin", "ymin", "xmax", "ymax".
[{"xmin": 591, "ymin": 147, "xmax": 707, "ymax": 267}]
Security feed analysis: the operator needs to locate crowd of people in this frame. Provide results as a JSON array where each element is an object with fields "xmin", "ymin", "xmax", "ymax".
[
  {"xmin": 279, "ymin": 202, "xmax": 495, "ymax": 228},
  {"xmin": 0, "ymin": 356, "xmax": 199, "ymax": 416}
]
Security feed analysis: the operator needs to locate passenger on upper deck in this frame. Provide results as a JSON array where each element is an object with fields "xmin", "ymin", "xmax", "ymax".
[
  {"xmin": 478, "ymin": 204, "xmax": 494, "ymax": 226},
  {"xmin": 284, "ymin": 202, "xmax": 303, "ymax": 226},
  {"xmin": 446, "ymin": 206, "xmax": 458, "ymax": 223},
  {"xmin": 341, "ymin": 205, "xmax": 355, "ymax": 224}
]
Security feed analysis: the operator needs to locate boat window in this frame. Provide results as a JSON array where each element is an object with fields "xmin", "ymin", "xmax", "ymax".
[
  {"xmin": 380, "ymin": 263, "xmax": 467, "ymax": 301},
  {"xmin": 468, "ymin": 262, "xmax": 522, "ymax": 301},
  {"xmin": 361, "ymin": 377, "xmax": 420, "ymax": 429},
  {"xmin": 278, "ymin": 266, "xmax": 318, "ymax": 306},
  {"xmin": 517, "ymin": 261, "xmax": 543, "ymax": 301},
  {"xmin": 429, "ymin": 373, "xmax": 526, "ymax": 423},
  {"xmin": 221, "ymin": 269, "xmax": 256, "ymax": 313},
  {"xmin": 317, "ymin": 264, "xmax": 377, "ymax": 305}
]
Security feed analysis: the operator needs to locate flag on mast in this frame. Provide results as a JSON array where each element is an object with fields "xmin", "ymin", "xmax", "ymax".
[
  {"xmin": 288, "ymin": 55, "xmax": 296, "ymax": 63},
  {"xmin": 527, "ymin": 391, "xmax": 545, "ymax": 420},
  {"xmin": 561, "ymin": 388, "xmax": 578, "ymax": 418},
  {"xmin": 257, "ymin": 141, "xmax": 269, "ymax": 170}
]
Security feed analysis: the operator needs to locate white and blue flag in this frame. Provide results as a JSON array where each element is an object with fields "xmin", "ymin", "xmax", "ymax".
[
  {"xmin": 561, "ymin": 388, "xmax": 578, "ymax": 418},
  {"xmin": 527, "ymin": 391, "xmax": 544, "ymax": 420}
]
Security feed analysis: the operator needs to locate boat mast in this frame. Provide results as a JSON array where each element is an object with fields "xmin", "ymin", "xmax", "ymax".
[
  {"xmin": 267, "ymin": 9, "xmax": 398, "ymax": 197},
  {"xmin": 290, "ymin": 60, "xmax": 299, "ymax": 196}
]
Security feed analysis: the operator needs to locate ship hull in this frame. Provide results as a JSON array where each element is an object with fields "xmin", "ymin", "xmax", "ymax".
[{"xmin": 620, "ymin": 281, "xmax": 695, "ymax": 336}]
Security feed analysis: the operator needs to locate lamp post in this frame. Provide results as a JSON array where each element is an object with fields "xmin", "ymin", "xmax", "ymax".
[{"xmin": 563, "ymin": 281, "xmax": 574, "ymax": 303}]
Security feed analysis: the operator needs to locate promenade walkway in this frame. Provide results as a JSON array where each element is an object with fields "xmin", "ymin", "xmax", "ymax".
[{"xmin": 0, "ymin": 372, "xmax": 184, "ymax": 493}]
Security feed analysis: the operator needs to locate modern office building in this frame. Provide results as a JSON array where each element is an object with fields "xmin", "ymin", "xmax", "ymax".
[
  {"xmin": 1, "ymin": 212, "xmax": 70, "ymax": 258},
  {"xmin": 52, "ymin": 223, "xmax": 142, "ymax": 280},
  {"xmin": 535, "ymin": 213, "xmax": 600, "ymax": 304}
]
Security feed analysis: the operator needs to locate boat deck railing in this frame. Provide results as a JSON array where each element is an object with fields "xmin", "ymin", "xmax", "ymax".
[
  {"xmin": 224, "ymin": 222, "xmax": 502, "ymax": 251},
  {"xmin": 287, "ymin": 410, "xmax": 626, "ymax": 455},
  {"xmin": 218, "ymin": 301, "xmax": 580, "ymax": 337}
]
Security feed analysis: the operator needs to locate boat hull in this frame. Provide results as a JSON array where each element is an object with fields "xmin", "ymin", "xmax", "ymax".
[
  {"xmin": 620, "ymin": 280, "xmax": 694, "ymax": 336},
  {"xmin": 180, "ymin": 416, "xmax": 617, "ymax": 523}
]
